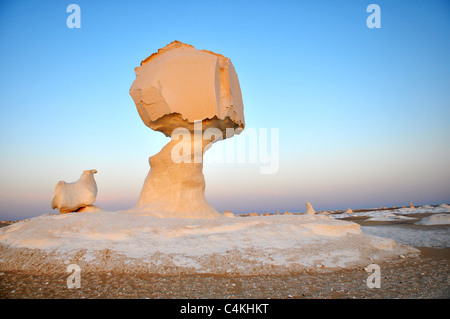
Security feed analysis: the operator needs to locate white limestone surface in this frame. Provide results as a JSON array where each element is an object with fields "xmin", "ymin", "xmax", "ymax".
[{"xmin": 0, "ymin": 212, "xmax": 418, "ymax": 275}]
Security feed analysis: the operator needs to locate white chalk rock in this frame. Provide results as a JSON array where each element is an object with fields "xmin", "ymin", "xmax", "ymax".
[
  {"xmin": 415, "ymin": 214, "xmax": 450, "ymax": 226},
  {"xmin": 306, "ymin": 202, "xmax": 315, "ymax": 215},
  {"xmin": 130, "ymin": 40, "xmax": 245, "ymax": 137},
  {"xmin": 50, "ymin": 170, "xmax": 98, "ymax": 214},
  {"xmin": 346, "ymin": 208, "xmax": 353, "ymax": 214},
  {"xmin": 223, "ymin": 211, "xmax": 235, "ymax": 218},
  {"xmin": 76, "ymin": 205, "xmax": 104, "ymax": 213},
  {"xmin": 132, "ymin": 138, "xmax": 220, "ymax": 218},
  {"xmin": 128, "ymin": 41, "xmax": 245, "ymax": 218}
]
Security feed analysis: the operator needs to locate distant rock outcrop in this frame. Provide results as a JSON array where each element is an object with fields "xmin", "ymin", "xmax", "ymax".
[
  {"xmin": 306, "ymin": 202, "xmax": 315, "ymax": 215},
  {"xmin": 223, "ymin": 211, "xmax": 235, "ymax": 218}
]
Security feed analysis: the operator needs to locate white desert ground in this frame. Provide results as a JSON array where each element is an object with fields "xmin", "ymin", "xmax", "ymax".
[{"xmin": 0, "ymin": 204, "xmax": 449, "ymax": 298}]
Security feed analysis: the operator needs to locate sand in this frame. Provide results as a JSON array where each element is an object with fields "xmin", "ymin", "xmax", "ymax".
[{"xmin": 0, "ymin": 248, "xmax": 448, "ymax": 299}]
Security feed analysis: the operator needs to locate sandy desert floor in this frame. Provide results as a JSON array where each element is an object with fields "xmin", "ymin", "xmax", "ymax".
[{"xmin": 0, "ymin": 247, "xmax": 448, "ymax": 299}]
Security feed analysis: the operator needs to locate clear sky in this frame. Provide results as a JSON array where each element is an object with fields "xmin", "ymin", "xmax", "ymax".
[{"xmin": 0, "ymin": 0, "xmax": 449, "ymax": 220}]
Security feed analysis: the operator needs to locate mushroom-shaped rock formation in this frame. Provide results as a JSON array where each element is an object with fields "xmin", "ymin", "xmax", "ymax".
[
  {"xmin": 129, "ymin": 41, "xmax": 245, "ymax": 218},
  {"xmin": 51, "ymin": 170, "xmax": 98, "ymax": 214}
]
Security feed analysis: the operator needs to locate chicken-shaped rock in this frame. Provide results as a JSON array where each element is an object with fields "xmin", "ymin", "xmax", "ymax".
[{"xmin": 51, "ymin": 170, "xmax": 98, "ymax": 214}]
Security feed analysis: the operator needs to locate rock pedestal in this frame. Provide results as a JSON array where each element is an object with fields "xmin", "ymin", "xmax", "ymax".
[{"xmin": 134, "ymin": 136, "xmax": 219, "ymax": 218}]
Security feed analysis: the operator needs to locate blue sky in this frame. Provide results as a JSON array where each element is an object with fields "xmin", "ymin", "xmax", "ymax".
[{"xmin": 0, "ymin": 0, "xmax": 449, "ymax": 219}]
